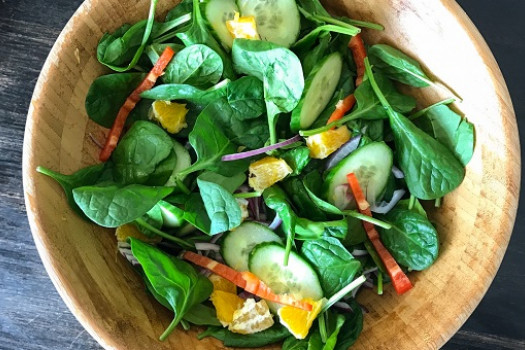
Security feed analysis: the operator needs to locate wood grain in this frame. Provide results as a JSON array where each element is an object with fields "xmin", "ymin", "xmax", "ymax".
[{"xmin": 3, "ymin": 0, "xmax": 516, "ymax": 350}]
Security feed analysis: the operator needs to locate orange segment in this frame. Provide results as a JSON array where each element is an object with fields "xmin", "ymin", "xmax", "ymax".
[
  {"xmin": 229, "ymin": 299, "xmax": 274, "ymax": 334},
  {"xmin": 226, "ymin": 12, "xmax": 260, "ymax": 40},
  {"xmin": 248, "ymin": 157, "xmax": 292, "ymax": 192},
  {"xmin": 306, "ymin": 126, "xmax": 351, "ymax": 159},
  {"xmin": 150, "ymin": 100, "xmax": 188, "ymax": 134},
  {"xmin": 209, "ymin": 274, "xmax": 237, "ymax": 294},
  {"xmin": 277, "ymin": 298, "xmax": 324, "ymax": 339},
  {"xmin": 210, "ymin": 290, "xmax": 244, "ymax": 327}
]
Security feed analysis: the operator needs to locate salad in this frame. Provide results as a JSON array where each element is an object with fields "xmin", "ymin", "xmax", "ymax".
[{"xmin": 37, "ymin": 0, "xmax": 475, "ymax": 348}]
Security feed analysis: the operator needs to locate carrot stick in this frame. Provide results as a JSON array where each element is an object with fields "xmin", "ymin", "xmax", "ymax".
[
  {"xmin": 99, "ymin": 47, "xmax": 175, "ymax": 162},
  {"xmin": 349, "ymin": 34, "xmax": 367, "ymax": 86},
  {"xmin": 346, "ymin": 173, "xmax": 413, "ymax": 295},
  {"xmin": 183, "ymin": 251, "xmax": 313, "ymax": 311},
  {"xmin": 326, "ymin": 94, "xmax": 356, "ymax": 127}
]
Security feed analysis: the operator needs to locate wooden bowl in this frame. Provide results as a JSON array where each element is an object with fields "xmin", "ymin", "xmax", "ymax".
[{"xmin": 22, "ymin": 0, "xmax": 520, "ymax": 349}]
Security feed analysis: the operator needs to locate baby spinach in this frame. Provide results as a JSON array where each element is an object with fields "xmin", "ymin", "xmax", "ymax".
[
  {"xmin": 418, "ymin": 104, "xmax": 475, "ymax": 166},
  {"xmin": 226, "ymin": 76, "xmax": 265, "ymax": 120},
  {"xmin": 129, "ymin": 238, "xmax": 213, "ymax": 340},
  {"xmin": 324, "ymin": 313, "xmax": 346, "ymax": 350},
  {"xmin": 133, "ymin": 203, "xmax": 164, "ymax": 237},
  {"xmin": 282, "ymin": 178, "xmax": 326, "ymax": 221},
  {"xmin": 182, "ymin": 304, "xmax": 221, "ymax": 326},
  {"xmin": 301, "ymin": 237, "xmax": 361, "ymax": 297},
  {"xmin": 85, "ymin": 73, "xmax": 146, "ymax": 128},
  {"xmin": 112, "ymin": 121, "xmax": 175, "ymax": 185},
  {"xmin": 197, "ymin": 171, "xmax": 246, "ymax": 193},
  {"xmin": 282, "ymin": 337, "xmax": 308, "ymax": 350},
  {"xmin": 301, "ymin": 33, "xmax": 331, "ymax": 77},
  {"xmin": 164, "ymin": 44, "xmax": 223, "ymax": 87},
  {"xmin": 182, "ymin": 193, "xmax": 211, "ymax": 234},
  {"xmin": 333, "ymin": 300, "xmax": 363, "ymax": 350},
  {"xmin": 396, "ymin": 198, "xmax": 428, "ymax": 218},
  {"xmin": 199, "ymin": 324, "xmax": 290, "ymax": 347},
  {"xmin": 379, "ymin": 209, "xmax": 439, "ymax": 271},
  {"xmin": 232, "ymin": 39, "xmax": 304, "ymax": 144},
  {"xmin": 281, "ymin": 146, "xmax": 311, "ymax": 176},
  {"xmin": 97, "ymin": 0, "xmax": 159, "ymax": 72},
  {"xmin": 176, "ymin": 107, "xmax": 247, "ymax": 178},
  {"xmin": 293, "ymin": 25, "xmax": 360, "ymax": 52},
  {"xmin": 37, "ymin": 164, "xmax": 106, "ymax": 219},
  {"xmin": 368, "ymin": 44, "xmax": 432, "ymax": 87},
  {"xmin": 72, "ymin": 184, "xmax": 173, "ymax": 227},
  {"xmin": 165, "ymin": 0, "xmax": 193, "ymax": 21},
  {"xmin": 176, "ymin": 0, "xmax": 235, "ymax": 79},
  {"xmin": 364, "ymin": 58, "xmax": 464, "ymax": 199},
  {"xmin": 140, "ymin": 79, "xmax": 229, "ymax": 106},
  {"xmin": 197, "ymin": 178, "xmax": 242, "ymax": 234}
]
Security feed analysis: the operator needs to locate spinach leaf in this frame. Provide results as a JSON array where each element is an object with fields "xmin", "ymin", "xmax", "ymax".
[
  {"xmin": 368, "ymin": 44, "xmax": 432, "ymax": 87},
  {"xmin": 199, "ymin": 324, "xmax": 290, "ymax": 347},
  {"xmin": 197, "ymin": 171, "xmax": 246, "ymax": 193},
  {"xmin": 85, "ymin": 73, "xmax": 146, "ymax": 128},
  {"xmin": 295, "ymin": 218, "xmax": 348, "ymax": 240},
  {"xmin": 226, "ymin": 76, "xmax": 265, "ymax": 120},
  {"xmin": 72, "ymin": 184, "xmax": 173, "ymax": 227},
  {"xmin": 145, "ymin": 43, "xmax": 184, "ymax": 66},
  {"xmin": 343, "ymin": 216, "xmax": 367, "ymax": 246},
  {"xmin": 282, "ymin": 178, "xmax": 326, "ymax": 221},
  {"xmin": 112, "ymin": 121, "xmax": 175, "ymax": 185},
  {"xmin": 177, "ymin": 107, "xmax": 248, "ymax": 177},
  {"xmin": 293, "ymin": 25, "xmax": 359, "ymax": 52},
  {"xmin": 133, "ymin": 203, "xmax": 164, "ymax": 237},
  {"xmin": 364, "ymin": 59, "xmax": 465, "ymax": 199},
  {"xmin": 182, "ymin": 193, "xmax": 211, "ymax": 234},
  {"xmin": 419, "ymin": 104, "xmax": 475, "ymax": 166},
  {"xmin": 297, "ymin": 0, "xmax": 330, "ymax": 17},
  {"xmin": 140, "ymin": 79, "xmax": 229, "ymax": 106},
  {"xmin": 379, "ymin": 209, "xmax": 438, "ymax": 271},
  {"xmin": 281, "ymin": 146, "xmax": 311, "ymax": 176},
  {"xmin": 164, "ymin": 44, "xmax": 223, "ymax": 87},
  {"xmin": 282, "ymin": 337, "xmax": 309, "ymax": 350},
  {"xmin": 197, "ymin": 179, "xmax": 242, "ymax": 234},
  {"xmin": 324, "ymin": 313, "xmax": 346, "ymax": 350},
  {"xmin": 232, "ymin": 39, "xmax": 304, "ymax": 144},
  {"xmin": 333, "ymin": 300, "xmax": 363, "ymax": 350},
  {"xmin": 301, "ymin": 237, "xmax": 361, "ymax": 297},
  {"xmin": 182, "ymin": 304, "xmax": 221, "ymax": 326},
  {"xmin": 36, "ymin": 164, "xmax": 106, "ymax": 219},
  {"xmin": 165, "ymin": 0, "xmax": 193, "ymax": 21},
  {"xmin": 176, "ymin": 0, "xmax": 235, "ymax": 79},
  {"xmin": 97, "ymin": 0, "xmax": 159, "ymax": 72},
  {"xmin": 300, "ymin": 33, "xmax": 331, "ymax": 77},
  {"xmin": 396, "ymin": 198, "xmax": 428, "ymax": 218},
  {"xmin": 129, "ymin": 238, "xmax": 213, "ymax": 340}
]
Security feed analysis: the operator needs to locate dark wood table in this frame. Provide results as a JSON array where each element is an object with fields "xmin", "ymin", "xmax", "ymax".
[{"xmin": 1, "ymin": 0, "xmax": 523, "ymax": 349}]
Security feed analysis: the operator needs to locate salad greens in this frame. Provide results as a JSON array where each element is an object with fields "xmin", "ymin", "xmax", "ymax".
[{"xmin": 38, "ymin": 0, "xmax": 475, "ymax": 348}]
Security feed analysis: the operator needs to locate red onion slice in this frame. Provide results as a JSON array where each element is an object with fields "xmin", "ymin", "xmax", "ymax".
[
  {"xmin": 269, "ymin": 215, "xmax": 282, "ymax": 230},
  {"xmin": 392, "ymin": 165, "xmax": 405, "ymax": 179},
  {"xmin": 371, "ymin": 189, "xmax": 406, "ymax": 214},
  {"xmin": 325, "ymin": 135, "xmax": 362, "ymax": 171},
  {"xmin": 222, "ymin": 135, "xmax": 302, "ymax": 161}
]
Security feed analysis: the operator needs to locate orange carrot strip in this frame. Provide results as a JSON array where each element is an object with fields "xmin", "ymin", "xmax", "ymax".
[
  {"xmin": 183, "ymin": 251, "xmax": 313, "ymax": 311},
  {"xmin": 326, "ymin": 94, "xmax": 356, "ymax": 127},
  {"xmin": 349, "ymin": 34, "xmax": 367, "ymax": 86},
  {"xmin": 346, "ymin": 173, "xmax": 413, "ymax": 295},
  {"xmin": 99, "ymin": 47, "xmax": 175, "ymax": 162}
]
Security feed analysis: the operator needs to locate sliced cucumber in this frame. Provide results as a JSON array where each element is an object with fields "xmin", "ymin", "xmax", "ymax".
[
  {"xmin": 221, "ymin": 222, "xmax": 282, "ymax": 271},
  {"xmin": 204, "ymin": 0, "xmax": 239, "ymax": 50},
  {"xmin": 237, "ymin": 0, "xmax": 300, "ymax": 48},
  {"xmin": 324, "ymin": 142, "xmax": 393, "ymax": 210},
  {"xmin": 249, "ymin": 243, "xmax": 324, "ymax": 306},
  {"xmin": 291, "ymin": 53, "xmax": 343, "ymax": 131},
  {"xmin": 165, "ymin": 140, "xmax": 191, "ymax": 186}
]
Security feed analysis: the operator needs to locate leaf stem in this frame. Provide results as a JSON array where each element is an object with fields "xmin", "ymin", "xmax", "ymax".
[
  {"xmin": 180, "ymin": 319, "xmax": 190, "ymax": 331},
  {"xmin": 176, "ymin": 178, "xmax": 191, "ymax": 195},
  {"xmin": 234, "ymin": 191, "xmax": 262, "ymax": 199},
  {"xmin": 153, "ymin": 13, "xmax": 192, "ymax": 40},
  {"xmin": 314, "ymin": 15, "xmax": 367, "ymax": 32},
  {"xmin": 322, "ymin": 275, "xmax": 366, "ymax": 312},
  {"xmin": 435, "ymin": 197, "xmax": 442, "ymax": 208},
  {"xmin": 135, "ymin": 218, "xmax": 193, "ymax": 249},
  {"xmin": 343, "ymin": 210, "xmax": 392, "ymax": 230},
  {"xmin": 318, "ymin": 312, "xmax": 328, "ymax": 343},
  {"xmin": 408, "ymin": 195, "xmax": 416, "ymax": 210},
  {"xmin": 409, "ymin": 97, "xmax": 456, "ymax": 120},
  {"xmin": 300, "ymin": 108, "xmax": 365, "ymax": 137},
  {"xmin": 377, "ymin": 272, "xmax": 383, "ymax": 295},
  {"xmin": 159, "ymin": 317, "xmax": 179, "ymax": 341}
]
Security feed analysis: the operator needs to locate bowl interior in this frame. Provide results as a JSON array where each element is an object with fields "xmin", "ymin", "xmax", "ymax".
[{"xmin": 23, "ymin": 0, "xmax": 520, "ymax": 349}]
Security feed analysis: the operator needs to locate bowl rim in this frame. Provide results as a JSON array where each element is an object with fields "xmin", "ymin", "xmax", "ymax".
[{"xmin": 22, "ymin": 0, "xmax": 521, "ymax": 349}]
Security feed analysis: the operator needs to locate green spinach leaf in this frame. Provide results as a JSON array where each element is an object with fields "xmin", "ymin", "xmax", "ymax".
[
  {"xmin": 182, "ymin": 193, "xmax": 211, "ymax": 234},
  {"xmin": 182, "ymin": 304, "xmax": 221, "ymax": 326},
  {"xmin": 293, "ymin": 25, "xmax": 359, "ymax": 52},
  {"xmin": 368, "ymin": 44, "xmax": 432, "ymax": 87},
  {"xmin": 282, "ymin": 178, "xmax": 326, "ymax": 221},
  {"xmin": 379, "ymin": 209, "xmax": 438, "ymax": 271},
  {"xmin": 197, "ymin": 171, "xmax": 246, "ymax": 193},
  {"xmin": 197, "ymin": 179, "xmax": 242, "ymax": 234},
  {"xmin": 282, "ymin": 337, "xmax": 309, "ymax": 350},
  {"xmin": 333, "ymin": 300, "xmax": 363, "ymax": 350},
  {"xmin": 232, "ymin": 39, "xmax": 304, "ymax": 144},
  {"xmin": 199, "ymin": 324, "xmax": 290, "ymax": 347},
  {"xmin": 140, "ymin": 79, "xmax": 229, "ymax": 106},
  {"xmin": 281, "ymin": 146, "xmax": 311, "ymax": 176},
  {"xmin": 164, "ymin": 44, "xmax": 223, "ymax": 87},
  {"xmin": 324, "ymin": 313, "xmax": 346, "ymax": 350},
  {"xmin": 226, "ymin": 76, "xmax": 265, "ymax": 120},
  {"xmin": 72, "ymin": 184, "xmax": 173, "ymax": 227},
  {"xmin": 133, "ymin": 203, "xmax": 164, "ymax": 237},
  {"xmin": 129, "ymin": 238, "xmax": 213, "ymax": 340},
  {"xmin": 301, "ymin": 237, "xmax": 361, "ymax": 297}
]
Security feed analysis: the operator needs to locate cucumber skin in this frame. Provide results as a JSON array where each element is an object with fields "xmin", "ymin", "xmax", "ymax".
[
  {"xmin": 291, "ymin": 52, "xmax": 343, "ymax": 132},
  {"xmin": 323, "ymin": 142, "xmax": 393, "ymax": 207},
  {"xmin": 248, "ymin": 242, "xmax": 324, "ymax": 299},
  {"xmin": 203, "ymin": 0, "xmax": 238, "ymax": 50}
]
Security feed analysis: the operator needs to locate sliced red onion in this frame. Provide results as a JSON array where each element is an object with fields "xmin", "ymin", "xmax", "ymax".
[
  {"xmin": 117, "ymin": 242, "xmax": 140, "ymax": 266},
  {"xmin": 325, "ymin": 135, "xmax": 362, "ymax": 171},
  {"xmin": 269, "ymin": 215, "xmax": 282, "ymax": 230},
  {"xmin": 392, "ymin": 165, "xmax": 405, "ymax": 179},
  {"xmin": 334, "ymin": 301, "xmax": 354, "ymax": 312},
  {"xmin": 222, "ymin": 135, "xmax": 302, "ymax": 161},
  {"xmin": 363, "ymin": 280, "xmax": 374, "ymax": 289},
  {"xmin": 195, "ymin": 243, "xmax": 220, "ymax": 251},
  {"xmin": 371, "ymin": 189, "xmax": 406, "ymax": 214},
  {"xmin": 351, "ymin": 249, "xmax": 368, "ymax": 257},
  {"xmin": 238, "ymin": 291, "xmax": 259, "ymax": 300},
  {"xmin": 351, "ymin": 284, "xmax": 362, "ymax": 298},
  {"xmin": 362, "ymin": 267, "xmax": 378, "ymax": 275}
]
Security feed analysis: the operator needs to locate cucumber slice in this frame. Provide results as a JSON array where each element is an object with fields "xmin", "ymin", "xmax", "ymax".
[
  {"xmin": 165, "ymin": 140, "xmax": 191, "ymax": 186},
  {"xmin": 249, "ymin": 243, "xmax": 324, "ymax": 304},
  {"xmin": 237, "ymin": 0, "xmax": 301, "ymax": 48},
  {"xmin": 324, "ymin": 142, "xmax": 393, "ymax": 210},
  {"xmin": 204, "ymin": 0, "xmax": 238, "ymax": 50},
  {"xmin": 291, "ymin": 53, "xmax": 343, "ymax": 131},
  {"xmin": 221, "ymin": 222, "xmax": 282, "ymax": 271}
]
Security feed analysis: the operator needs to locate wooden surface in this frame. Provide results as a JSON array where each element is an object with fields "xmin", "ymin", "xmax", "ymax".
[{"xmin": 0, "ymin": 0, "xmax": 523, "ymax": 349}]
